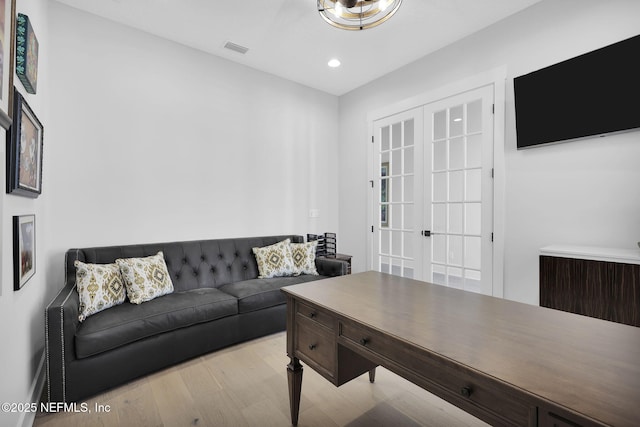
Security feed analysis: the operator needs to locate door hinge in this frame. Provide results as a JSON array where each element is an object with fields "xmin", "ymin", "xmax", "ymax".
[
  {"xmin": 492, "ymin": 104, "xmax": 495, "ymax": 114},
  {"xmin": 491, "ymin": 168, "xmax": 494, "ymax": 178},
  {"xmin": 371, "ymin": 226, "xmax": 374, "ymax": 233},
  {"xmin": 371, "ymin": 135, "xmax": 374, "ymax": 143},
  {"xmin": 370, "ymin": 180, "xmax": 374, "ymax": 188},
  {"xmin": 491, "ymin": 232, "xmax": 494, "ymax": 242}
]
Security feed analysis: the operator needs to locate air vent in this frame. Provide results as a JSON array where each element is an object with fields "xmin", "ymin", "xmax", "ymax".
[{"xmin": 224, "ymin": 41, "xmax": 249, "ymax": 55}]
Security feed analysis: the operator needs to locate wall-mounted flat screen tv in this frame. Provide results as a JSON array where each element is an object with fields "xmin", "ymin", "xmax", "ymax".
[{"xmin": 514, "ymin": 34, "xmax": 640, "ymax": 149}]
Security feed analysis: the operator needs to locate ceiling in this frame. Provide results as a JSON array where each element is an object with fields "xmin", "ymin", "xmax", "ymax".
[{"xmin": 53, "ymin": 0, "xmax": 542, "ymax": 96}]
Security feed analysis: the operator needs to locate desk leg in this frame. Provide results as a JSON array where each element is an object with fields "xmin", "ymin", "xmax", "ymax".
[
  {"xmin": 369, "ymin": 367, "xmax": 376, "ymax": 383},
  {"xmin": 287, "ymin": 357, "xmax": 303, "ymax": 426}
]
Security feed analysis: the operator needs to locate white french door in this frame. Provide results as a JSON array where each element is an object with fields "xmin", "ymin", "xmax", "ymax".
[
  {"xmin": 423, "ymin": 86, "xmax": 494, "ymax": 294},
  {"xmin": 372, "ymin": 108, "xmax": 423, "ymax": 279},
  {"xmin": 371, "ymin": 85, "xmax": 494, "ymax": 295}
]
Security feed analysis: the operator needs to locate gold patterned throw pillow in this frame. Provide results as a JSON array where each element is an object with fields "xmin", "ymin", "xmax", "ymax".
[
  {"xmin": 252, "ymin": 239, "xmax": 295, "ymax": 278},
  {"xmin": 75, "ymin": 261, "xmax": 126, "ymax": 322},
  {"xmin": 116, "ymin": 252, "xmax": 174, "ymax": 304},
  {"xmin": 290, "ymin": 241, "xmax": 319, "ymax": 276}
]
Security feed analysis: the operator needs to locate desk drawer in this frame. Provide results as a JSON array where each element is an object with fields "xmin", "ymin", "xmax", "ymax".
[
  {"xmin": 297, "ymin": 302, "xmax": 335, "ymax": 330},
  {"xmin": 339, "ymin": 321, "xmax": 534, "ymax": 426},
  {"xmin": 296, "ymin": 315, "xmax": 335, "ymax": 377}
]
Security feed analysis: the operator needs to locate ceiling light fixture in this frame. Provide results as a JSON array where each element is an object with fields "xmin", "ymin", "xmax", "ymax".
[
  {"xmin": 317, "ymin": 0, "xmax": 403, "ymax": 31},
  {"xmin": 328, "ymin": 58, "xmax": 341, "ymax": 68}
]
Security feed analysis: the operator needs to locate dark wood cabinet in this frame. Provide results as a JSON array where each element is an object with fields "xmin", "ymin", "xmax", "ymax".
[{"xmin": 540, "ymin": 246, "xmax": 640, "ymax": 327}]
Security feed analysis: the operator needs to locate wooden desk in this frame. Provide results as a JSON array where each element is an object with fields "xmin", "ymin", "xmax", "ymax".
[{"xmin": 282, "ymin": 271, "xmax": 640, "ymax": 426}]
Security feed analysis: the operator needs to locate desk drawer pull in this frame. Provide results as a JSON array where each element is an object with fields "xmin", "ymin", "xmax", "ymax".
[
  {"xmin": 359, "ymin": 338, "xmax": 369, "ymax": 346},
  {"xmin": 308, "ymin": 344, "xmax": 317, "ymax": 350},
  {"xmin": 310, "ymin": 312, "xmax": 317, "ymax": 319},
  {"xmin": 461, "ymin": 387, "xmax": 472, "ymax": 398}
]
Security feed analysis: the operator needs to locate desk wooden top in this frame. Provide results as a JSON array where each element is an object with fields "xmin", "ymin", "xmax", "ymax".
[{"xmin": 282, "ymin": 271, "xmax": 640, "ymax": 426}]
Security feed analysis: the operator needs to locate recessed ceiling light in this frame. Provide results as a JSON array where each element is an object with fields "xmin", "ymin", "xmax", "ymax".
[
  {"xmin": 328, "ymin": 59, "xmax": 341, "ymax": 68},
  {"xmin": 453, "ymin": 118, "xmax": 462, "ymax": 122}
]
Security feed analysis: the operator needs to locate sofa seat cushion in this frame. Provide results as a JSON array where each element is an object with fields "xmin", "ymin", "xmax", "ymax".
[
  {"xmin": 219, "ymin": 275, "xmax": 326, "ymax": 314},
  {"xmin": 75, "ymin": 288, "xmax": 238, "ymax": 359}
]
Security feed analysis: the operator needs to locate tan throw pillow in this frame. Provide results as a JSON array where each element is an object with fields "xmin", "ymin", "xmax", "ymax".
[
  {"xmin": 116, "ymin": 252, "xmax": 174, "ymax": 304},
  {"xmin": 75, "ymin": 261, "xmax": 126, "ymax": 322},
  {"xmin": 252, "ymin": 239, "xmax": 295, "ymax": 278},
  {"xmin": 290, "ymin": 241, "xmax": 319, "ymax": 276}
]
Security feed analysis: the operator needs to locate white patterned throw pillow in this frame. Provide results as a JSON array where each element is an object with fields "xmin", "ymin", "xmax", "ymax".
[
  {"xmin": 116, "ymin": 252, "xmax": 174, "ymax": 304},
  {"xmin": 252, "ymin": 239, "xmax": 296, "ymax": 278},
  {"xmin": 290, "ymin": 241, "xmax": 319, "ymax": 276},
  {"xmin": 75, "ymin": 261, "xmax": 127, "ymax": 322}
]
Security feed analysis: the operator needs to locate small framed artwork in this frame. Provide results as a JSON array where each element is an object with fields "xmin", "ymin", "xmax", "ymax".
[
  {"xmin": 0, "ymin": 0, "xmax": 16, "ymax": 129},
  {"xmin": 13, "ymin": 214, "xmax": 35, "ymax": 291},
  {"xmin": 381, "ymin": 162, "xmax": 389, "ymax": 227},
  {"xmin": 7, "ymin": 88, "xmax": 44, "ymax": 197},
  {"xmin": 15, "ymin": 13, "xmax": 38, "ymax": 94}
]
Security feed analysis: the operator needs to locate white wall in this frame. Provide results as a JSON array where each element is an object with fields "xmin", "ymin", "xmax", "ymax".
[
  {"xmin": 339, "ymin": 0, "xmax": 640, "ymax": 304},
  {"xmin": 45, "ymin": 3, "xmax": 339, "ymax": 279},
  {"xmin": 3, "ymin": 2, "xmax": 339, "ymax": 426},
  {"xmin": 0, "ymin": 2, "xmax": 50, "ymax": 426}
]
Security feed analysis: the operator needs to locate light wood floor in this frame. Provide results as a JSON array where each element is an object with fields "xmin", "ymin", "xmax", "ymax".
[{"xmin": 34, "ymin": 332, "xmax": 489, "ymax": 427}]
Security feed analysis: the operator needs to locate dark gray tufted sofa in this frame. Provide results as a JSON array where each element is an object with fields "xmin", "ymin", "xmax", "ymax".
[{"xmin": 45, "ymin": 235, "xmax": 348, "ymax": 403}]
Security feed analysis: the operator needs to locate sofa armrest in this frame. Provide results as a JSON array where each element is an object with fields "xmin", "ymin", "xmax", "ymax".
[
  {"xmin": 315, "ymin": 257, "xmax": 349, "ymax": 277},
  {"xmin": 45, "ymin": 282, "xmax": 80, "ymax": 403}
]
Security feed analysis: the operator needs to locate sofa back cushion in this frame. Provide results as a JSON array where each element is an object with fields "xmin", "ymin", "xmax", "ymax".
[{"xmin": 65, "ymin": 235, "xmax": 303, "ymax": 292}]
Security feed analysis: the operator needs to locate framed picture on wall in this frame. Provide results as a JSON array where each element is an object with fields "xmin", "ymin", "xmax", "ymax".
[
  {"xmin": 0, "ymin": 0, "xmax": 16, "ymax": 129},
  {"xmin": 15, "ymin": 13, "xmax": 38, "ymax": 94},
  {"xmin": 381, "ymin": 162, "xmax": 389, "ymax": 227},
  {"xmin": 7, "ymin": 88, "xmax": 44, "ymax": 197},
  {"xmin": 13, "ymin": 214, "xmax": 35, "ymax": 291}
]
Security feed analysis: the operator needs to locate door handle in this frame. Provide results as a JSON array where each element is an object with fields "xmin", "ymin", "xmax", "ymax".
[{"xmin": 421, "ymin": 230, "xmax": 431, "ymax": 237}]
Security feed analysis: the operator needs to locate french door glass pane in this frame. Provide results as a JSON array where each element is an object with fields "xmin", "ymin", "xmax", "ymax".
[
  {"xmin": 433, "ymin": 234, "xmax": 446, "ymax": 264},
  {"xmin": 467, "ymin": 100, "xmax": 482, "ymax": 133},
  {"xmin": 433, "ymin": 140, "xmax": 446, "ymax": 170},
  {"xmin": 381, "ymin": 127, "xmax": 390, "ymax": 151},
  {"xmin": 467, "ymin": 134, "xmax": 482, "ymax": 168},
  {"xmin": 404, "ymin": 147, "xmax": 415, "ymax": 174},
  {"xmin": 464, "ymin": 269, "xmax": 482, "ymax": 293},
  {"xmin": 403, "ymin": 232, "xmax": 414, "ymax": 258},
  {"xmin": 465, "ymin": 203, "xmax": 481, "ymax": 235},
  {"xmin": 448, "ymin": 236, "xmax": 463, "ymax": 266},
  {"xmin": 403, "ymin": 204, "xmax": 414, "ymax": 230},
  {"xmin": 466, "ymin": 170, "xmax": 481, "ymax": 201},
  {"xmin": 449, "ymin": 137, "xmax": 464, "ymax": 169},
  {"xmin": 465, "ymin": 236, "xmax": 482, "ymax": 270},
  {"xmin": 448, "ymin": 203, "xmax": 463, "ymax": 234},
  {"xmin": 433, "ymin": 172, "xmax": 447, "ymax": 202},
  {"xmin": 449, "ymin": 105, "xmax": 464, "ymax": 137},
  {"xmin": 404, "ymin": 119, "xmax": 414, "ymax": 146},
  {"xmin": 449, "ymin": 171, "xmax": 464, "ymax": 202},
  {"xmin": 404, "ymin": 176, "xmax": 414, "ymax": 203},
  {"xmin": 392, "ymin": 123, "xmax": 402, "ymax": 149},
  {"xmin": 433, "ymin": 204, "xmax": 446, "ymax": 233},
  {"xmin": 434, "ymin": 110, "xmax": 446, "ymax": 140}
]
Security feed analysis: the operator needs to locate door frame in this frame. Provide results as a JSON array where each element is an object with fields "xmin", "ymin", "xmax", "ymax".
[{"xmin": 366, "ymin": 67, "xmax": 506, "ymax": 297}]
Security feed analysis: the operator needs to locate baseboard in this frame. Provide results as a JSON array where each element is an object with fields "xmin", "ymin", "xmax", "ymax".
[{"xmin": 17, "ymin": 352, "xmax": 46, "ymax": 427}]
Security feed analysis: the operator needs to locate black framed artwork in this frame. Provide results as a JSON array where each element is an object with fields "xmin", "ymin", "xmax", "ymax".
[
  {"xmin": 13, "ymin": 214, "xmax": 35, "ymax": 291},
  {"xmin": 15, "ymin": 13, "xmax": 38, "ymax": 94},
  {"xmin": 381, "ymin": 162, "xmax": 389, "ymax": 227},
  {"xmin": 6, "ymin": 88, "xmax": 43, "ymax": 197}
]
